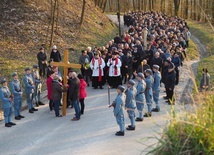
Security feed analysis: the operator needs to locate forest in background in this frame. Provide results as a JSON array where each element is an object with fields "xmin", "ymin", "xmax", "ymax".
[{"xmin": 94, "ymin": 0, "xmax": 214, "ymax": 25}]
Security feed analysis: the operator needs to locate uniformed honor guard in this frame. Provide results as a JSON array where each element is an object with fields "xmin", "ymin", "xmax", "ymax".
[
  {"xmin": 90, "ymin": 51, "xmax": 105, "ymax": 89},
  {"xmin": 135, "ymin": 73, "xmax": 146, "ymax": 122},
  {"xmin": 125, "ymin": 79, "xmax": 137, "ymax": 130},
  {"xmin": 32, "ymin": 64, "xmax": 45, "ymax": 107},
  {"xmin": 152, "ymin": 65, "xmax": 162, "ymax": 112},
  {"xmin": 23, "ymin": 67, "xmax": 38, "ymax": 113},
  {"xmin": 10, "ymin": 72, "xmax": 25, "ymax": 120},
  {"xmin": 0, "ymin": 78, "xmax": 16, "ymax": 127},
  {"xmin": 109, "ymin": 85, "xmax": 126, "ymax": 136},
  {"xmin": 144, "ymin": 69, "xmax": 154, "ymax": 117}
]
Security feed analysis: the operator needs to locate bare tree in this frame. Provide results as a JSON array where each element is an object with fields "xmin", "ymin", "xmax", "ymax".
[
  {"xmin": 80, "ymin": 0, "xmax": 86, "ymax": 26},
  {"xmin": 173, "ymin": 0, "xmax": 181, "ymax": 16}
]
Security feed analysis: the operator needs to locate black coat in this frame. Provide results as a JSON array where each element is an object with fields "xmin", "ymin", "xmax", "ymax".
[
  {"xmin": 50, "ymin": 50, "xmax": 61, "ymax": 62},
  {"xmin": 37, "ymin": 52, "xmax": 47, "ymax": 69},
  {"xmin": 68, "ymin": 77, "xmax": 80, "ymax": 101}
]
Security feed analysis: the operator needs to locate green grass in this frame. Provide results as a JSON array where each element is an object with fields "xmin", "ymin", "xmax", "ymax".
[
  {"xmin": 186, "ymin": 39, "xmax": 200, "ymax": 61},
  {"xmin": 188, "ymin": 20, "xmax": 214, "ymax": 88},
  {"xmin": 148, "ymin": 95, "xmax": 214, "ymax": 155}
]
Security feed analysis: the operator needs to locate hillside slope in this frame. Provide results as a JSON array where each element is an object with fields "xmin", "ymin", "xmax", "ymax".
[{"xmin": 0, "ymin": 0, "xmax": 117, "ymax": 77}]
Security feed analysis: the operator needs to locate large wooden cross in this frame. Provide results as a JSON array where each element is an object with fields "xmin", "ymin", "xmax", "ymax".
[{"xmin": 50, "ymin": 50, "xmax": 81, "ymax": 116}]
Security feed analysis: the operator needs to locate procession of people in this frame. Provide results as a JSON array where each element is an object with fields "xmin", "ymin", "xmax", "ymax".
[{"xmin": 1, "ymin": 10, "xmax": 208, "ymax": 137}]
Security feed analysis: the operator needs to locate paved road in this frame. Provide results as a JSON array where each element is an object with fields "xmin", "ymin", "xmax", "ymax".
[
  {"xmin": 0, "ymin": 15, "xmax": 191, "ymax": 155},
  {"xmin": 0, "ymin": 83, "xmax": 172, "ymax": 155}
]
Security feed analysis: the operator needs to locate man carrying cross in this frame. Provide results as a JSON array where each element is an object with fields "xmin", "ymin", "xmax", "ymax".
[{"xmin": 50, "ymin": 50, "xmax": 81, "ymax": 116}]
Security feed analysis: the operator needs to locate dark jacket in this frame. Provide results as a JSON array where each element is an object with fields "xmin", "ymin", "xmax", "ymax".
[
  {"xmin": 68, "ymin": 77, "xmax": 80, "ymax": 101},
  {"xmin": 51, "ymin": 80, "xmax": 67, "ymax": 100},
  {"xmin": 37, "ymin": 52, "xmax": 47, "ymax": 68},
  {"xmin": 50, "ymin": 50, "xmax": 61, "ymax": 62}
]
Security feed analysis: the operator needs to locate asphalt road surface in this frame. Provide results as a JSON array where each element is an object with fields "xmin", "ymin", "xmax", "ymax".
[{"xmin": 0, "ymin": 83, "xmax": 172, "ymax": 155}]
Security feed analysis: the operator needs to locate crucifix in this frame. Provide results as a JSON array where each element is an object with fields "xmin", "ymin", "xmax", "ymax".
[{"xmin": 50, "ymin": 50, "xmax": 81, "ymax": 116}]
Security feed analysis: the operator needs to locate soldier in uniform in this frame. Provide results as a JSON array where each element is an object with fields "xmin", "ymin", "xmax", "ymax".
[
  {"xmin": 109, "ymin": 85, "xmax": 126, "ymax": 136},
  {"xmin": 10, "ymin": 72, "xmax": 25, "ymax": 120},
  {"xmin": 135, "ymin": 73, "xmax": 146, "ymax": 122},
  {"xmin": 32, "ymin": 64, "xmax": 45, "ymax": 107},
  {"xmin": 125, "ymin": 79, "xmax": 137, "ymax": 130},
  {"xmin": 151, "ymin": 65, "xmax": 162, "ymax": 112},
  {"xmin": 23, "ymin": 67, "xmax": 38, "ymax": 113},
  {"xmin": 0, "ymin": 78, "xmax": 16, "ymax": 127},
  {"xmin": 144, "ymin": 69, "xmax": 154, "ymax": 117}
]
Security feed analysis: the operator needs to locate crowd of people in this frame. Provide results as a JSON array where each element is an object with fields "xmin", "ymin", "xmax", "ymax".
[{"xmin": 0, "ymin": 11, "xmax": 210, "ymax": 132}]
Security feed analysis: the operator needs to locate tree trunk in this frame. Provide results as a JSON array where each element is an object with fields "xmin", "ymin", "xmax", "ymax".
[
  {"xmin": 149, "ymin": 0, "xmax": 152, "ymax": 10},
  {"xmin": 102, "ymin": 0, "xmax": 107, "ymax": 13},
  {"xmin": 212, "ymin": 0, "xmax": 214, "ymax": 24},
  {"xmin": 55, "ymin": 0, "xmax": 59, "ymax": 31},
  {"xmin": 194, "ymin": 0, "xmax": 197, "ymax": 20},
  {"xmin": 185, "ymin": 0, "xmax": 188, "ymax": 19},
  {"xmin": 133, "ymin": 0, "xmax": 136, "ymax": 11},
  {"xmin": 50, "ymin": 0, "xmax": 57, "ymax": 48},
  {"xmin": 173, "ymin": 0, "xmax": 180, "ymax": 16},
  {"xmin": 80, "ymin": 0, "xmax": 86, "ymax": 27}
]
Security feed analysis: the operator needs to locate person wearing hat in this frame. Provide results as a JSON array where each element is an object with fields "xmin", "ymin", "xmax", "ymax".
[
  {"xmin": 135, "ymin": 73, "xmax": 146, "ymax": 121},
  {"xmin": 125, "ymin": 79, "xmax": 137, "ymax": 130},
  {"xmin": 50, "ymin": 45, "xmax": 61, "ymax": 62},
  {"xmin": 0, "ymin": 78, "xmax": 16, "ymax": 127},
  {"xmin": 90, "ymin": 51, "xmax": 105, "ymax": 89},
  {"xmin": 109, "ymin": 85, "xmax": 126, "ymax": 136},
  {"xmin": 144, "ymin": 69, "xmax": 154, "ymax": 117},
  {"xmin": 37, "ymin": 47, "xmax": 47, "ymax": 78},
  {"xmin": 107, "ymin": 52, "xmax": 122, "ymax": 88},
  {"xmin": 32, "ymin": 64, "xmax": 45, "ymax": 107},
  {"xmin": 151, "ymin": 65, "xmax": 162, "ymax": 112},
  {"xmin": 164, "ymin": 59, "xmax": 176, "ymax": 105},
  {"xmin": 23, "ymin": 67, "xmax": 38, "ymax": 113},
  {"xmin": 10, "ymin": 72, "xmax": 25, "ymax": 120}
]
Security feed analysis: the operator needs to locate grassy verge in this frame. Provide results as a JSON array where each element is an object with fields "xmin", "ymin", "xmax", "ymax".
[
  {"xmin": 148, "ymin": 94, "xmax": 214, "ymax": 155},
  {"xmin": 186, "ymin": 39, "xmax": 200, "ymax": 61},
  {"xmin": 187, "ymin": 20, "xmax": 214, "ymax": 88}
]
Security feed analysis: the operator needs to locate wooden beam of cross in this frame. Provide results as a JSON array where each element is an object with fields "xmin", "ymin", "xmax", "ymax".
[{"xmin": 50, "ymin": 50, "xmax": 81, "ymax": 116}]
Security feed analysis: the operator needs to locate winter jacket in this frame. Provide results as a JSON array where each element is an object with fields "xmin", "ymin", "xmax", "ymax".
[{"xmin": 79, "ymin": 79, "xmax": 87, "ymax": 99}]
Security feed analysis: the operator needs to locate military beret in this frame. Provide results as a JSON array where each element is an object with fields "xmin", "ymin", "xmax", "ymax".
[
  {"xmin": 25, "ymin": 67, "xmax": 31, "ymax": 71},
  {"xmin": 145, "ymin": 69, "xmax": 153, "ymax": 74},
  {"xmin": 0, "ymin": 78, "xmax": 7, "ymax": 84},
  {"xmin": 117, "ymin": 85, "xmax": 125, "ymax": 92},
  {"xmin": 11, "ymin": 72, "xmax": 18, "ymax": 77},
  {"xmin": 33, "ymin": 64, "xmax": 39, "ymax": 68},
  {"xmin": 153, "ymin": 65, "xmax": 160, "ymax": 70},
  {"xmin": 137, "ymin": 72, "xmax": 144, "ymax": 79},
  {"xmin": 128, "ymin": 79, "xmax": 136, "ymax": 86}
]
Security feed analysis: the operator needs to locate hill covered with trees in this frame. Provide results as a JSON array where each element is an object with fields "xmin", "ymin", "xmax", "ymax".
[{"xmin": 0, "ymin": 0, "xmax": 117, "ymax": 77}]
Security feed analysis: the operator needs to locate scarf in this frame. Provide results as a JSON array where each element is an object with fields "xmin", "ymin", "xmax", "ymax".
[{"xmin": 92, "ymin": 57, "xmax": 102, "ymax": 82}]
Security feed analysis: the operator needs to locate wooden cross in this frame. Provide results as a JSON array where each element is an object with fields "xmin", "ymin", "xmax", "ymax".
[{"xmin": 50, "ymin": 50, "xmax": 81, "ymax": 116}]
